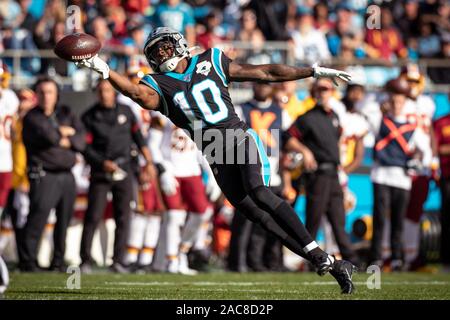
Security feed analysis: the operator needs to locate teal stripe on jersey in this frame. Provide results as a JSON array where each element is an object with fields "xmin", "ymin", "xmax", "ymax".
[
  {"xmin": 166, "ymin": 56, "xmax": 199, "ymax": 82},
  {"xmin": 141, "ymin": 75, "xmax": 162, "ymax": 95},
  {"xmin": 247, "ymin": 129, "xmax": 271, "ymax": 187},
  {"xmin": 211, "ymin": 48, "xmax": 228, "ymax": 87}
]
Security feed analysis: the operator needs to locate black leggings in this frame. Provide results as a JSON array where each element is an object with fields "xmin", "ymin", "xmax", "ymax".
[{"xmin": 210, "ymin": 134, "xmax": 322, "ymax": 261}]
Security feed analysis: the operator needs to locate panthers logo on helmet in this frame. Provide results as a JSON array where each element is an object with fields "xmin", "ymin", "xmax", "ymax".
[{"xmin": 143, "ymin": 27, "xmax": 190, "ymax": 73}]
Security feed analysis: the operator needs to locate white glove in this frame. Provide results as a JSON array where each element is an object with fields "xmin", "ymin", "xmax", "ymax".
[
  {"xmin": 159, "ymin": 171, "xmax": 179, "ymax": 196},
  {"xmin": 75, "ymin": 54, "xmax": 110, "ymax": 79},
  {"xmin": 312, "ymin": 63, "xmax": 352, "ymax": 86},
  {"xmin": 205, "ymin": 177, "xmax": 222, "ymax": 202}
]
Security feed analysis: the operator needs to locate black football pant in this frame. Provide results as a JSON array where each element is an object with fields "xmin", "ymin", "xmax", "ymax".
[
  {"xmin": 211, "ymin": 131, "xmax": 324, "ymax": 263},
  {"xmin": 80, "ymin": 175, "xmax": 133, "ymax": 265},
  {"xmin": 440, "ymin": 177, "xmax": 450, "ymax": 265},
  {"xmin": 304, "ymin": 171, "xmax": 359, "ymax": 264},
  {"xmin": 370, "ymin": 183, "xmax": 410, "ymax": 262},
  {"xmin": 19, "ymin": 171, "xmax": 76, "ymax": 270}
]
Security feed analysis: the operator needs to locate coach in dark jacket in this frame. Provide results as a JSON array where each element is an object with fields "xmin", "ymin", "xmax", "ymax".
[
  {"xmin": 79, "ymin": 79, "xmax": 155, "ymax": 273},
  {"xmin": 283, "ymin": 78, "xmax": 359, "ymax": 266},
  {"xmin": 20, "ymin": 77, "xmax": 85, "ymax": 272}
]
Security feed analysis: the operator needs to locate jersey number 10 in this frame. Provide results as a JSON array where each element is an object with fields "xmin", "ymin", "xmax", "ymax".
[{"xmin": 173, "ymin": 79, "xmax": 229, "ymax": 124}]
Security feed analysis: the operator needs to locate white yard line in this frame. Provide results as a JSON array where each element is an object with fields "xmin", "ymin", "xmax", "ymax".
[{"xmin": 104, "ymin": 281, "xmax": 450, "ymax": 287}]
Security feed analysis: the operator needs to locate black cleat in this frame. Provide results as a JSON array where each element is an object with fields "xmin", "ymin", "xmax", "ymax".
[
  {"xmin": 315, "ymin": 255, "xmax": 335, "ymax": 276},
  {"xmin": 329, "ymin": 260, "xmax": 357, "ymax": 294}
]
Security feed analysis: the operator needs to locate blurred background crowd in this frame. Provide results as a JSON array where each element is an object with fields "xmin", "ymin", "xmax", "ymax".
[{"xmin": 0, "ymin": 0, "xmax": 449, "ymax": 275}]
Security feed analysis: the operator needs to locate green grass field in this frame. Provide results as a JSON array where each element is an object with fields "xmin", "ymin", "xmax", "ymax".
[{"xmin": 4, "ymin": 271, "xmax": 450, "ymax": 300}]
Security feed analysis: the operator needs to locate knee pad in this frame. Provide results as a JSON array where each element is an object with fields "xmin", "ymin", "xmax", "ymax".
[{"xmin": 249, "ymin": 186, "xmax": 283, "ymax": 212}]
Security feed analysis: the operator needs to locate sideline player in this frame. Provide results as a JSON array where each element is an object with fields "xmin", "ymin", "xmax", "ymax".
[
  {"xmin": 150, "ymin": 116, "xmax": 215, "ymax": 274},
  {"xmin": 76, "ymin": 27, "xmax": 356, "ymax": 293}
]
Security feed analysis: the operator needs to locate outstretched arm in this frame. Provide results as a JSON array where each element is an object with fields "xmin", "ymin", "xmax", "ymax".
[
  {"xmin": 108, "ymin": 70, "xmax": 160, "ymax": 111},
  {"xmin": 229, "ymin": 62, "xmax": 351, "ymax": 85},
  {"xmin": 75, "ymin": 55, "xmax": 160, "ymax": 110}
]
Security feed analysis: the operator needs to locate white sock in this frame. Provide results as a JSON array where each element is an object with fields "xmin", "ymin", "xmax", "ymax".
[
  {"xmin": 404, "ymin": 219, "xmax": 420, "ymax": 264},
  {"xmin": 193, "ymin": 206, "xmax": 213, "ymax": 251},
  {"xmin": 166, "ymin": 209, "xmax": 186, "ymax": 260},
  {"xmin": 180, "ymin": 213, "xmax": 204, "ymax": 254},
  {"xmin": 125, "ymin": 213, "xmax": 146, "ymax": 265},
  {"xmin": 139, "ymin": 215, "xmax": 161, "ymax": 266}
]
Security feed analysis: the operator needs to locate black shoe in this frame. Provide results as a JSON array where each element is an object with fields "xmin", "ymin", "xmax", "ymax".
[
  {"xmin": 329, "ymin": 260, "xmax": 357, "ymax": 294},
  {"xmin": 48, "ymin": 264, "xmax": 68, "ymax": 273},
  {"xmin": 47, "ymin": 263, "xmax": 69, "ymax": 273},
  {"xmin": 109, "ymin": 262, "xmax": 129, "ymax": 274},
  {"xmin": 79, "ymin": 262, "xmax": 94, "ymax": 274}
]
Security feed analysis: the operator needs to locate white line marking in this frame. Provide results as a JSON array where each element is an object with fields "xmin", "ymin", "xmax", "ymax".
[{"xmin": 104, "ymin": 281, "xmax": 450, "ymax": 287}]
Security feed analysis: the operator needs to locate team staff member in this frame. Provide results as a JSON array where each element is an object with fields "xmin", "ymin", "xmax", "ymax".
[
  {"xmin": 20, "ymin": 77, "xmax": 85, "ymax": 272},
  {"xmin": 368, "ymin": 78, "xmax": 430, "ymax": 271},
  {"xmin": 80, "ymin": 79, "xmax": 156, "ymax": 273},
  {"xmin": 434, "ymin": 112, "xmax": 450, "ymax": 270},
  {"xmin": 284, "ymin": 78, "xmax": 359, "ymax": 266}
]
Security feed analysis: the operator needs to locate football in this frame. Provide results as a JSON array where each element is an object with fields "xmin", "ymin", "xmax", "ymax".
[{"xmin": 54, "ymin": 33, "xmax": 101, "ymax": 62}]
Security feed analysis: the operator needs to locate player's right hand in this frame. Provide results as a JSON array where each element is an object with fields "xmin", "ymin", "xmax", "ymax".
[
  {"xmin": 75, "ymin": 54, "xmax": 110, "ymax": 79},
  {"xmin": 160, "ymin": 171, "xmax": 179, "ymax": 196}
]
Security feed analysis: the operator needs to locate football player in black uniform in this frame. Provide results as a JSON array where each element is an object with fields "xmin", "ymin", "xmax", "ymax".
[{"xmin": 76, "ymin": 27, "xmax": 356, "ymax": 293}]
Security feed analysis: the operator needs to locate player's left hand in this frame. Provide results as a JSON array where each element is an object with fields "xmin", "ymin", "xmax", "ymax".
[
  {"xmin": 312, "ymin": 63, "xmax": 352, "ymax": 86},
  {"xmin": 75, "ymin": 54, "xmax": 110, "ymax": 79},
  {"xmin": 205, "ymin": 177, "xmax": 221, "ymax": 202}
]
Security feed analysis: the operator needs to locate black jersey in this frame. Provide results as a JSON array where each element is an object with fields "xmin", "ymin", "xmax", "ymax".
[{"xmin": 140, "ymin": 48, "xmax": 247, "ymax": 151}]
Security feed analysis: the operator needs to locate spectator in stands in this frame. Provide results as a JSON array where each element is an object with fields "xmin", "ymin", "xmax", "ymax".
[
  {"xmin": 123, "ymin": 19, "xmax": 146, "ymax": 53},
  {"xmin": 0, "ymin": 0, "xmax": 40, "ymax": 76},
  {"xmin": 396, "ymin": 0, "xmax": 420, "ymax": 41},
  {"xmin": 33, "ymin": 0, "xmax": 65, "ymax": 38},
  {"xmin": 88, "ymin": 16, "xmax": 124, "ymax": 71},
  {"xmin": 417, "ymin": 19, "xmax": 441, "ymax": 58},
  {"xmin": 152, "ymin": 0, "xmax": 196, "ymax": 46},
  {"xmin": 365, "ymin": 6, "xmax": 408, "ymax": 60},
  {"xmin": 15, "ymin": 0, "xmax": 37, "ymax": 31},
  {"xmin": 313, "ymin": 1, "xmax": 333, "ymax": 34},
  {"xmin": 196, "ymin": 10, "xmax": 224, "ymax": 50},
  {"xmin": 246, "ymin": 0, "xmax": 290, "ymax": 41},
  {"xmin": 122, "ymin": 0, "xmax": 150, "ymax": 15},
  {"xmin": 428, "ymin": 35, "xmax": 450, "ymax": 84},
  {"xmin": 434, "ymin": 1, "xmax": 450, "ymax": 37},
  {"xmin": 33, "ymin": 20, "xmax": 67, "ymax": 76},
  {"xmin": 235, "ymin": 9, "xmax": 265, "ymax": 59},
  {"xmin": 327, "ymin": 11, "xmax": 365, "ymax": 58},
  {"xmin": 20, "ymin": 77, "xmax": 85, "ymax": 272},
  {"xmin": 103, "ymin": 5, "xmax": 128, "ymax": 38},
  {"xmin": 290, "ymin": 8, "xmax": 331, "ymax": 64}
]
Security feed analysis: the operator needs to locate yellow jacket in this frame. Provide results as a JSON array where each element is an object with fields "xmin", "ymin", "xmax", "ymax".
[
  {"xmin": 11, "ymin": 119, "xmax": 29, "ymax": 190},
  {"xmin": 283, "ymin": 95, "xmax": 315, "ymax": 122}
]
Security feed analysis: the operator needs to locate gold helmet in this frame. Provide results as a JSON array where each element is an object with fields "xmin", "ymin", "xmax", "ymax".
[
  {"xmin": 400, "ymin": 63, "xmax": 425, "ymax": 100},
  {"xmin": 126, "ymin": 60, "xmax": 153, "ymax": 85},
  {"xmin": 0, "ymin": 60, "xmax": 11, "ymax": 89}
]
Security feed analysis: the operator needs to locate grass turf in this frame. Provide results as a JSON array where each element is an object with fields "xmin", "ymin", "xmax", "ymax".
[{"xmin": 4, "ymin": 271, "xmax": 450, "ymax": 300}]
